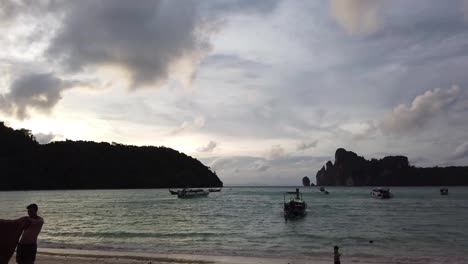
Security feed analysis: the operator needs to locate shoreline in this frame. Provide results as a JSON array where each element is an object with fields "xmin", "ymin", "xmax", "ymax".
[
  {"xmin": 9, "ymin": 248, "xmax": 333, "ymax": 264},
  {"xmin": 6, "ymin": 247, "xmax": 466, "ymax": 264}
]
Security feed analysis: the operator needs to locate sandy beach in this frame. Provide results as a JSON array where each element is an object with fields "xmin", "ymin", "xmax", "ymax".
[{"xmin": 8, "ymin": 248, "xmax": 333, "ymax": 264}]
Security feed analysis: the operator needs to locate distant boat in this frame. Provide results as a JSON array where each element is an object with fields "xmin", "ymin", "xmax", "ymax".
[
  {"xmin": 284, "ymin": 188, "xmax": 307, "ymax": 220},
  {"xmin": 177, "ymin": 188, "xmax": 209, "ymax": 198},
  {"xmin": 208, "ymin": 188, "xmax": 222, "ymax": 192},
  {"xmin": 169, "ymin": 189, "xmax": 179, "ymax": 195},
  {"xmin": 371, "ymin": 188, "xmax": 393, "ymax": 199},
  {"xmin": 440, "ymin": 187, "xmax": 449, "ymax": 195},
  {"xmin": 319, "ymin": 186, "xmax": 329, "ymax": 194}
]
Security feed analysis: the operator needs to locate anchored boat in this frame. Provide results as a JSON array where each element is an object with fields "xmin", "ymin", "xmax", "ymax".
[
  {"xmin": 284, "ymin": 188, "xmax": 307, "ymax": 219},
  {"xmin": 169, "ymin": 189, "xmax": 179, "ymax": 195},
  {"xmin": 371, "ymin": 188, "xmax": 393, "ymax": 199},
  {"xmin": 440, "ymin": 187, "xmax": 449, "ymax": 195},
  {"xmin": 177, "ymin": 188, "xmax": 209, "ymax": 198}
]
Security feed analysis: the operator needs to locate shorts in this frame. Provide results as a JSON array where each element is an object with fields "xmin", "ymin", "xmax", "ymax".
[{"xmin": 16, "ymin": 243, "xmax": 37, "ymax": 263}]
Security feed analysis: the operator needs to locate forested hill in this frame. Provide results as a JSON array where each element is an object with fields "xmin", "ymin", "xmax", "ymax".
[
  {"xmin": 316, "ymin": 148, "xmax": 468, "ymax": 186},
  {"xmin": 0, "ymin": 122, "xmax": 223, "ymax": 190}
]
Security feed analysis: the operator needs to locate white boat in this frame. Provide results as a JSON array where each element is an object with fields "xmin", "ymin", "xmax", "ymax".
[
  {"xmin": 177, "ymin": 188, "xmax": 209, "ymax": 198},
  {"xmin": 371, "ymin": 188, "xmax": 393, "ymax": 199}
]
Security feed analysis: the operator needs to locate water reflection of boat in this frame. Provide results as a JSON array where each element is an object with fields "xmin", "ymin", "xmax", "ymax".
[
  {"xmin": 284, "ymin": 188, "xmax": 307, "ymax": 220},
  {"xmin": 371, "ymin": 188, "xmax": 393, "ymax": 199},
  {"xmin": 440, "ymin": 187, "xmax": 448, "ymax": 195},
  {"xmin": 177, "ymin": 188, "xmax": 209, "ymax": 198}
]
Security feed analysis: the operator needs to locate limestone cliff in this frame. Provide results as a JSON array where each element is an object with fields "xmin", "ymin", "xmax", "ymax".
[{"xmin": 316, "ymin": 148, "xmax": 468, "ymax": 186}]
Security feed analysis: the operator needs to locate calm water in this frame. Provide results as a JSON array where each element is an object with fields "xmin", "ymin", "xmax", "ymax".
[{"xmin": 1, "ymin": 187, "xmax": 468, "ymax": 262}]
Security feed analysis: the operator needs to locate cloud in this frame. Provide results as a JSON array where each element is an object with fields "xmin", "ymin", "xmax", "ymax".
[
  {"xmin": 209, "ymin": 157, "xmax": 236, "ymax": 171},
  {"xmin": 253, "ymin": 160, "xmax": 270, "ymax": 171},
  {"xmin": 34, "ymin": 132, "xmax": 57, "ymax": 144},
  {"xmin": 264, "ymin": 144, "xmax": 285, "ymax": 160},
  {"xmin": 462, "ymin": 0, "xmax": 468, "ymax": 22},
  {"xmin": 47, "ymin": 1, "xmax": 212, "ymax": 89},
  {"xmin": 452, "ymin": 141, "xmax": 468, "ymax": 160},
  {"xmin": 350, "ymin": 121, "xmax": 378, "ymax": 140},
  {"xmin": 296, "ymin": 140, "xmax": 318, "ymax": 151},
  {"xmin": 170, "ymin": 116, "xmax": 205, "ymax": 135},
  {"xmin": 330, "ymin": 0, "xmax": 384, "ymax": 35},
  {"xmin": 381, "ymin": 86, "xmax": 462, "ymax": 135},
  {"xmin": 0, "ymin": 72, "xmax": 79, "ymax": 119},
  {"xmin": 197, "ymin": 140, "xmax": 217, "ymax": 152}
]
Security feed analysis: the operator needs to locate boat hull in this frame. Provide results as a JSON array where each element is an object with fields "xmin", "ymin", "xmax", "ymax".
[{"xmin": 177, "ymin": 191, "xmax": 209, "ymax": 198}]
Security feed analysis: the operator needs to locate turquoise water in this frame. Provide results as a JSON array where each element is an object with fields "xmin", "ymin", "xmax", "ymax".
[{"xmin": 1, "ymin": 187, "xmax": 468, "ymax": 262}]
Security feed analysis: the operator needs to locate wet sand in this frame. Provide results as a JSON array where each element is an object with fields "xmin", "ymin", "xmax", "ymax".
[{"xmin": 8, "ymin": 248, "xmax": 333, "ymax": 264}]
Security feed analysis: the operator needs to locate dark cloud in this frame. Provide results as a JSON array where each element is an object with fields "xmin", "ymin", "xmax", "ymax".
[
  {"xmin": 47, "ymin": 1, "xmax": 208, "ymax": 88},
  {"xmin": 0, "ymin": 73, "xmax": 78, "ymax": 119},
  {"xmin": 197, "ymin": 140, "xmax": 217, "ymax": 152}
]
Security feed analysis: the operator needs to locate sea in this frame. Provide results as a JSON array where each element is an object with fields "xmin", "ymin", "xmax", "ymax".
[{"xmin": 1, "ymin": 187, "xmax": 468, "ymax": 263}]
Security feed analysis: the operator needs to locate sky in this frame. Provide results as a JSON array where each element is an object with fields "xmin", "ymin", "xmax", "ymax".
[{"xmin": 1, "ymin": 0, "xmax": 468, "ymax": 185}]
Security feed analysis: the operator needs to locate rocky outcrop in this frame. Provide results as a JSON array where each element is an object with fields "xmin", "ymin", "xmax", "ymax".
[
  {"xmin": 316, "ymin": 148, "xmax": 468, "ymax": 186},
  {"xmin": 0, "ymin": 122, "xmax": 223, "ymax": 190},
  {"xmin": 302, "ymin": 176, "xmax": 311, "ymax": 186}
]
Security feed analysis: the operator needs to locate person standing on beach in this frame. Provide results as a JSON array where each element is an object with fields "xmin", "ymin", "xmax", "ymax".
[
  {"xmin": 16, "ymin": 204, "xmax": 44, "ymax": 264},
  {"xmin": 334, "ymin": 245, "xmax": 341, "ymax": 264}
]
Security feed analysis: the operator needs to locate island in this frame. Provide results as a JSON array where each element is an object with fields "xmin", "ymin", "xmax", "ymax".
[
  {"xmin": 0, "ymin": 122, "xmax": 223, "ymax": 190},
  {"xmin": 316, "ymin": 148, "xmax": 468, "ymax": 186}
]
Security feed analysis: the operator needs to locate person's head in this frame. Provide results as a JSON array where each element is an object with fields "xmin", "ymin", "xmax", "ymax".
[
  {"xmin": 26, "ymin": 203, "xmax": 38, "ymax": 217},
  {"xmin": 334, "ymin": 246, "xmax": 339, "ymax": 252}
]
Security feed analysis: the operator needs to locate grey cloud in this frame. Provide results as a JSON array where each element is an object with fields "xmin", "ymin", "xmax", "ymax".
[
  {"xmin": 296, "ymin": 140, "xmax": 318, "ymax": 151},
  {"xmin": 264, "ymin": 144, "xmax": 285, "ymax": 160},
  {"xmin": 0, "ymin": 0, "xmax": 20, "ymax": 23},
  {"xmin": 0, "ymin": 73, "xmax": 78, "ymax": 119},
  {"xmin": 201, "ymin": 0, "xmax": 280, "ymax": 17},
  {"xmin": 253, "ymin": 160, "xmax": 269, "ymax": 171},
  {"xmin": 381, "ymin": 86, "xmax": 462, "ymax": 135},
  {"xmin": 201, "ymin": 54, "xmax": 268, "ymax": 69},
  {"xmin": 352, "ymin": 121, "xmax": 378, "ymax": 141},
  {"xmin": 197, "ymin": 140, "xmax": 217, "ymax": 153},
  {"xmin": 170, "ymin": 116, "xmax": 205, "ymax": 135},
  {"xmin": 452, "ymin": 141, "xmax": 468, "ymax": 160},
  {"xmin": 330, "ymin": 0, "xmax": 384, "ymax": 35},
  {"xmin": 48, "ymin": 0, "xmax": 209, "ymax": 89},
  {"xmin": 34, "ymin": 132, "xmax": 56, "ymax": 144}
]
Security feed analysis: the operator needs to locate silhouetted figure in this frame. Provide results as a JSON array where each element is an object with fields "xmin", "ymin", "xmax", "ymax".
[
  {"xmin": 16, "ymin": 204, "xmax": 44, "ymax": 264},
  {"xmin": 0, "ymin": 219, "xmax": 27, "ymax": 264},
  {"xmin": 334, "ymin": 245, "xmax": 341, "ymax": 264}
]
